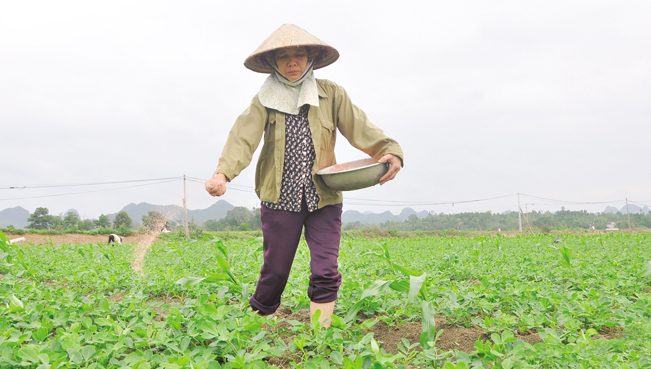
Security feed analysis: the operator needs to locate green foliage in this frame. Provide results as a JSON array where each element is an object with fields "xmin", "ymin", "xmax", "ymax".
[
  {"xmin": 349, "ymin": 209, "xmax": 651, "ymax": 232},
  {"xmin": 27, "ymin": 207, "xmax": 52, "ymax": 229},
  {"xmin": 248, "ymin": 207, "xmax": 262, "ymax": 230},
  {"xmin": 49, "ymin": 213, "xmax": 63, "ymax": 230},
  {"xmin": 203, "ymin": 219, "xmax": 223, "ymax": 232},
  {"xmin": 206, "ymin": 207, "xmax": 261, "ymax": 232},
  {"xmin": 187, "ymin": 217, "xmax": 205, "ymax": 239},
  {"xmin": 638, "ymin": 261, "xmax": 651, "ymax": 278},
  {"xmin": 1, "ymin": 231, "xmax": 651, "ymax": 368},
  {"xmin": 116, "ymin": 224, "xmax": 132, "ymax": 236},
  {"xmin": 78, "ymin": 218, "xmax": 95, "ymax": 231},
  {"xmin": 142, "ymin": 210, "xmax": 169, "ymax": 231},
  {"xmin": 222, "ymin": 207, "xmax": 253, "ymax": 228},
  {"xmin": 63, "ymin": 211, "xmax": 81, "ymax": 229},
  {"xmin": 94, "ymin": 214, "xmax": 111, "ymax": 229},
  {"xmin": 113, "ymin": 211, "xmax": 132, "ymax": 230},
  {"xmin": 0, "ymin": 225, "xmax": 24, "ymax": 235}
]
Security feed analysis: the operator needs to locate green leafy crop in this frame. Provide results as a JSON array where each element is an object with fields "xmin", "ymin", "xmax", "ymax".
[{"xmin": 1, "ymin": 231, "xmax": 650, "ymax": 368}]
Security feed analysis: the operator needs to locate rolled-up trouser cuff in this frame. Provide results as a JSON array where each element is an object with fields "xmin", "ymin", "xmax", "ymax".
[
  {"xmin": 308, "ymin": 288, "xmax": 339, "ymax": 303},
  {"xmin": 249, "ymin": 295, "xmax": 280, "ymax": 316},
  {"xmin": 308, "ymin": 275, "xmax": 341, "ymax": 303}
]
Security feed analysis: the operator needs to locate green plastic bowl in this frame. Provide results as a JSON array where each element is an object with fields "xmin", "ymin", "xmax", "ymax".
[{"xmin": 316, "ymin": 158, "xmax": 390, "ymax": 191}]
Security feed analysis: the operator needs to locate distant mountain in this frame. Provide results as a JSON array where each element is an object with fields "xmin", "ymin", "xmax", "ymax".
[
  {"xmin": 113, "ymin": 203, "xmax": 184, "ymax": 225},
  {"xmin": 342, "ymin": 207, "xmax": 429, "ymax": 224},
  {"xmin": 602, "ymin": 205, "xmax": 650, "ymax": 214},
  {"xmin": 620, "ymin": 204, "xmax": 650, "ymax": 214},
  {"xmin": 64, "ymin": 209, "xmax": 79, "ymax": 216},
  {"xmin": 187, "ymin": 201, "xmax": 234, "ymax": 224},
  {"xmin": 110, "ymin": 200, "xmax": 235, "ymax": 226},
  {"xmin": 343, "ymin": 210, "xmax": 395, "ymax": 223},
  {"xmin": 0, "ymin": 206, "xmax": 30, "ymax": 228},
  {"xmin": 397, "ymin": 208, "xmax": 430, "ymax": 221},
  {"xmin": 603, "ymin": 206, "xmax": 620, "ymax": 214}
]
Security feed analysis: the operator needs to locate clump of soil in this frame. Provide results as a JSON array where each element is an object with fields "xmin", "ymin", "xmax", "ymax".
[
  {"xmin": 371, "ymin": 319, "xmax": 485, "ymax": 354},
  {"xmin": 269, "ymin": 308, "xmax": 491, "ymax": 354},
  {"xmin": 107, "ymin": 291, "xmax": 126, "ymax": 302}
]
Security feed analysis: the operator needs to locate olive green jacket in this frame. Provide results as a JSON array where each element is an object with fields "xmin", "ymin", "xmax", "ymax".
[{"xmin": 214, "ymin": 79, "xmax": 404, "ymax": 209}]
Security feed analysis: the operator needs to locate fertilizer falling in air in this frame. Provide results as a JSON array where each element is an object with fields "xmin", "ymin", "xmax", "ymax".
[{"xmin": 131, "ymin": 215, "xmax": 173, "ymax": 274}]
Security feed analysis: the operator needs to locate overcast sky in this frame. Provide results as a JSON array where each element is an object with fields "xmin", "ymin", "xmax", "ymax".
[{"xmin": 1, "ymin": 1, "xmax": 650, "ymax": 220}]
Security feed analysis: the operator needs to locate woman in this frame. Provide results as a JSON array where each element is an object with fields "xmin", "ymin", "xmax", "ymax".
[{"xmin": 205, "ymin": 24, "xmax": 403, "ymax": 326}]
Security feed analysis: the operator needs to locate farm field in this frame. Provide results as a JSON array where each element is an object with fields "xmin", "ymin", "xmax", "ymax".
[
  {"xmin": 1, "ymin": 231, "xmax": 651, "ymax": 368},
  {"xmin": 0, "ymin": 233, "xmax": 161, "ymax": 247}
]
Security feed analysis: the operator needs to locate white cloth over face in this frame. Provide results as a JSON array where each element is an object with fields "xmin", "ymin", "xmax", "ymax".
[{"xmin": 258, "ymin": 58, "xmax": 319, "ymax": 115}]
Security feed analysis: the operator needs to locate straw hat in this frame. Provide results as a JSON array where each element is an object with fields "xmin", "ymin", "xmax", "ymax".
[{"xmin": 244, "ymin": 24, "xmax": 339, "ymax": 73}]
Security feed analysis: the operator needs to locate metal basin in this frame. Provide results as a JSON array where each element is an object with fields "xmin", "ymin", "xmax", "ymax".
[{"xmin": 316, "ymin": 158, "xmax": 390, "ymax": 191}]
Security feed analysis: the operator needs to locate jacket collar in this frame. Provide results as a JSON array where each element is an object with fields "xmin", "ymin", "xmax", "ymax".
[{"xmin": 317, "ymin": 80, "xmax": 328, "ymax": 98}]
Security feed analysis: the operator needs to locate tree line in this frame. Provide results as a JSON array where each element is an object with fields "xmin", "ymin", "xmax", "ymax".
[
  {"xmin": 3, "ymin": 206, "xmax": 259, "ymax": 235},
  {"xmin": 344, "ymin": 209, "xmax": 651, "ymax": 232},
  {"xmin": 5, "ymin": 207, "xmax": 171, "ymax": 235},
  {"xmin": 6, "ymin": 206, "xmax": 651, "ymax": 235},
  {"xmin": 204, "ymin": 207, "xmax": 262, "ymax": 232}
]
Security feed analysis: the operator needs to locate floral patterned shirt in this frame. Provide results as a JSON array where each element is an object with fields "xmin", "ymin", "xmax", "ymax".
[{"xmin": 262, "ymin": 105, "xmax": 319, "ymax": 212}]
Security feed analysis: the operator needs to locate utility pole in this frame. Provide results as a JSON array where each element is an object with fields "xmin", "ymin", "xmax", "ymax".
[
  {"xmin": 518, "ymin": 193, "xmax": 522, "ymax": 233},
  {"xmin": 626, "ymin": 197, "xmax": 632, "ymax": 231},
  {"xmin": 183, "ymin": 175, "xmax": 190, "ymax": 238}
]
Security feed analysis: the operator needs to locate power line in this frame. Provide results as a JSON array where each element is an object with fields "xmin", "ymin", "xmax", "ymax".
[
  {"xmin": 3, "ymin": 175, "xmax": 648, "ymax": 212},
  {"xmin": 0, "ymin": 177, "xmax": 182, "ymax": 190},
  {"xmin": 345, "ymin": 193, "xmax": 516, "ymax": 207},
  {"xmin": 185, "ymin": 177, "xmax": 255, "ymax": 193},
  {"xmin": 187, "ymin": 176, "xmax": 517, "ymax": 206},
  {"xmin": 186, "ymin": 176, "xmax": 641, "ymax": 209},
  {"xmin": 519, "ymin": 193, "xmax": 624, "ymax": 205},
  {"xmin": 186, "ymin": 176, "xmax": 255, "ymax": 190},
  {"xmin": 0, "ymin": 179, "xmax": 179, "ymax": 201},
  {"xmin": 188, "ymin": 178, "xmax": 517, "ymax": 206},
  {"xmin": 629, "ymin": 200, "xmax": 651, "ymax": 209}
]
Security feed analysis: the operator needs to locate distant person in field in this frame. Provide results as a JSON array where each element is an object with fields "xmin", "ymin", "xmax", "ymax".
[
  {"xmin": 107, "ymin": 234, "xmax": 122, "ymax": 244},
  {"xmin": 205, "ymin": 24, "xmax": 403, "ymax": 326}
]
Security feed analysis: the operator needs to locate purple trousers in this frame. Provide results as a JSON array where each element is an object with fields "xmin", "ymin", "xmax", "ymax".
[{"xmin": 249, "ymin": 201, "xmax": 343, "ymax": 315}]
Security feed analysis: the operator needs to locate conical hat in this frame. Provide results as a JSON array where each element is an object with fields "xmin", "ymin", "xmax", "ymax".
[{"xmin": 244, "ymin": 24, "xmax": 339, "ymax": 73}]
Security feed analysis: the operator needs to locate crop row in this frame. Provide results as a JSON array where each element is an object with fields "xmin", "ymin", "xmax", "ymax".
[{"xmin": 1, "ymin": 231, "xmax": 651, "ymax": 368}]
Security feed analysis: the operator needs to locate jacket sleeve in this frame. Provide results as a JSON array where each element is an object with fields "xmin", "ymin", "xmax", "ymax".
[
  {"xmin": 214, "ymin": 95, "xmax": 267, "ymax": 180},
  {"xmin": 334, "ymin": 84, "xmax": 404, "ymax": 166}
]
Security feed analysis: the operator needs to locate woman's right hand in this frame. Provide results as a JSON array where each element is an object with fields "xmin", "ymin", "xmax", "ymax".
[{"xmin": 205, "ymin": 173, "xmax": 228, "ymax": 197}]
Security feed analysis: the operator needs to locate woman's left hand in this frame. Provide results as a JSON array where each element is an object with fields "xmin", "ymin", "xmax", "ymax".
[{"xmin": 378, "ymin": 154, "xmax": 402, "ymax": 185}]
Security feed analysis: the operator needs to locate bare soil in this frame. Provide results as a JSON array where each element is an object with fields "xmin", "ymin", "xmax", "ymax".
[
  {"xmin": 107, "ymin": 291, "xmax": 127, "ymax": 302},
  {"xmin": 4, "ymin": 233, "xmax": 161, "ymax": 246},
  {"xmin": 270, "ymin": 307, "xmax": 540, "ymax": 355}
]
